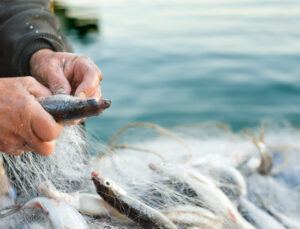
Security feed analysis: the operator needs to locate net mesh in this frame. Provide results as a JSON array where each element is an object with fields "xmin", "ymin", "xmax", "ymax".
[{"xmin": 0, "ymin": 122, "xmax": 300, "ymax": 228}]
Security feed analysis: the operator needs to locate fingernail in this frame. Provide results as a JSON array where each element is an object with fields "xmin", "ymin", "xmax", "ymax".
[
  {"xmin": 78, "ymin": 92, "xmax": 86, "ymax": 98},
  {"xmin": 55, "ymin": 87, "xmax": 67, "ymax": 95}
]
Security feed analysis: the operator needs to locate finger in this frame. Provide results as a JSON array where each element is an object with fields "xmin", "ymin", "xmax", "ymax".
[
  {"xmin": 98, "ymin": 85, "xmax": 102, "ymax": 98},
  {"xmin": 66, "ymin": 117, "xmax": 87, "ymax": 126},
  {"xmin": 93, "ymin": 86, "xmax": 102, "ymax": 99},
  {"xmin": 0, "ymin": 128, "xmax": 33, "ymax": 154},
  {"xmin": 29, "ymin": 99, "xmax": 63, "ymax": 142},
  {"xmin": 81, "ymin": 117, "xmax": 88, "ymax": 123},
  {"xmin": 22, "ymin": 77, "xmax": 52, "ymax": 98},
  {"xmin": 66, "ymin": 120, "xmax": 79, "ymax": 126},
  {"xmin": 46, "ymin": 62, "xmax": 72, "ymax": 95},
  {"xmin": 85, "ymin": 85, "xmax": 102, "ymax": 99},
  {"xmin": 76, "ymin": 81, "xmax": 101, "ymax": 99},
  {"xmin": 74, "ymin": 69, "xmax": 101, "ymax": 98},
  {"xmin": 6, "ymin": 150, "xmax": 24, "ymax": 156},
  {"xmin": 29, "ymin": 139, "xmax": 56, "ymax": 156},
  {"xmin": 3, "ymin": 129, "xmax": 56, "ymax": 156}
]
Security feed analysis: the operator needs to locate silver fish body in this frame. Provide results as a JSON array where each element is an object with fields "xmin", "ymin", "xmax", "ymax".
[
  {"xmin": 38, "ymin": 94, "xmax": 111, "ymax": 122},
  {"xmin": 0, "ymin": 196, "xmax": 89, "ymax": 229},
  {"xmin": 23, "ymin": 196, "xmax": 89, "ymax": 229},
  {"xmin": 92, "ymin": 172, "xmax": 177, "ymax": 229},
  {"xmin": 238, "ymin": 198, "xmax": 284, "ymax": 229}
]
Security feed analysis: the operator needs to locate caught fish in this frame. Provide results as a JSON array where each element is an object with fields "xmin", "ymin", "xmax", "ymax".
[
  {"xmin": 38, "ymin": 94, "xmax": 111, "ymax": 122},
  {"xmin": 238, "ymin": 198, "xmax": 284, "ymax": 229},
  {"xmin": 0, "ymin": 196, "xmax": 88, "ymax": 229},
  {"xmin": 262, "ymin": 207, "xmax": 300, "ymax": 229},
  {"xmin": 255, "ymin": 194, "xmax": 300, "ymax": 229},
  {"xmin": 191, "ymin": 163, "xmax": 247, "ymax": 204},
  {"xmin": 149, "ymin": 163, "xmax": 255, "ymax": 229},
  {"xmin": 39, "ymin": 180, "xmax": 126, "ymax": 219},
  {"xmin": 161, "ymin": 205, "xmax": 222, "ymax": 229},
  {"xmin": 91, "ymin": 172, "xmax": 177, "ymax": 229}
]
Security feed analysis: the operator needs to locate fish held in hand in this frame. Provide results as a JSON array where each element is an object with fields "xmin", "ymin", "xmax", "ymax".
[{"xmin": 38, "ymin": 94, "xmax": 111, "ymax": 122}]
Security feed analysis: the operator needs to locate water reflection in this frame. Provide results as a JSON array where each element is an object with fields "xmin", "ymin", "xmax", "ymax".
[{"xmin": 53, "ymin": 1, "xmax": 100, "ymax": 40}]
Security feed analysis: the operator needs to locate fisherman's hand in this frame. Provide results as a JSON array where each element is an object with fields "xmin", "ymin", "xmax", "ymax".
[
  {"xmin": 29, "ymin": 49, "xmax": 103, "ymax": 124},
  {"xmin": 0, "ymin": 77, "xmax": 62, "ymax": 156}
]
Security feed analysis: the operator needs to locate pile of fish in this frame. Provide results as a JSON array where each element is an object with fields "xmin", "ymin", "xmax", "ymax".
[{"xmin": 0, "ymin": 120, "xmax": 300, "ymax": 228}]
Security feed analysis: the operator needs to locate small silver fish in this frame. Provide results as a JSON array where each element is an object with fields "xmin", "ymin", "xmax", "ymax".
[
  {"xmin": 38, "ymin": 94, "xmax": 111, "ymax": 122},
  {"xmin": 238, "ymin": 198, "xmax": 284, "ymax": 229},
  {"xmin": 161, "ymin": 205, "xmax": 222, "ymax": 229},
  {"xmin": 91, "ymin": 172, "xmax": 177, "ymax": 229},
  {"xmin": 149, "ymin": 163, "xmax": 255, "ymax": 229},
  {"xmin": 38, "ymin": 180, "xmax": 126, "ymax": 219},
  {"xmin": 191, "ymin": 163, "xmax": 247, "ymax": 204},
  {"xmin": 0, "ymin": 196, "xmax": 89, "ymax": 229},
  {"xmin": 255, "ymin": 194, "xmax": 300, "ymax": 229}
]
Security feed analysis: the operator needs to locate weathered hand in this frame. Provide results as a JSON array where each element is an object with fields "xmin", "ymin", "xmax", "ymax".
[
  {"xmin": 30, "ymin": 49, "xmax": 103, "ymax": 124},
  {"xmin": 0, "ymin": 77, "xmax": 62, "ymax": 156}
]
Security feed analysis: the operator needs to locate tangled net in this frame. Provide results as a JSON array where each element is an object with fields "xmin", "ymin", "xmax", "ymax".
[{"xmin": 0, "ymin": 122, "xmax": 300, "ymax": 228}]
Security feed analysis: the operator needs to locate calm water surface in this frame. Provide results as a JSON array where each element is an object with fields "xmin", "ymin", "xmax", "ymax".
[{"xmin": 56, "ymin": 0, "xmax": 300, "ymax": 141}]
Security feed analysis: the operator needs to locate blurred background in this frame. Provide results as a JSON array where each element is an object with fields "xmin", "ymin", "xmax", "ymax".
[{"xmin": 53, "ymin": 0, "xmax": 300, "ymax": 142}]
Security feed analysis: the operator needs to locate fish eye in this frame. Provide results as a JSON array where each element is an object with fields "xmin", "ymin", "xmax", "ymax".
[{"xmin": 105, "ymin": 180, "xmax": 111, "ymax": 187}]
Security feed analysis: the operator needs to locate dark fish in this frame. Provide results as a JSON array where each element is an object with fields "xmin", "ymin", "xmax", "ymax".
[
  {"xmin": 91, "ymin": 172, "xmax": 177, "ymax": 229},
  {"xmin": 38, "ymin": 94, "xmax": 111, "ymax": 122}
]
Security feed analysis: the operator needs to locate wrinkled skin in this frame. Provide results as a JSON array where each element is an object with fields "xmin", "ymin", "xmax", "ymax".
[
  {"xmin": 0, "ymin": 49, "xmax": 103, "ymax": 156},
  {"xmin": 0, "ymin": 77, "xmax": 62, "ymax": 156},
  {"xmin": 30, "ymin": 49, "xmax": 103, "ymax": 125}
]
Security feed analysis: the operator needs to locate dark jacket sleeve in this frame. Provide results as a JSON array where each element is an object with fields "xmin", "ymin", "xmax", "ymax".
[{"xmin": 0, "ymin": 0, "xmax": 72, "ymax": 77}]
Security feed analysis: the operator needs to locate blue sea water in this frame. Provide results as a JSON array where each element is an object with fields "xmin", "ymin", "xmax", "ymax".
[{"xmin": 59, "ymin": 0, "xmax": 300, "ymax": 141}]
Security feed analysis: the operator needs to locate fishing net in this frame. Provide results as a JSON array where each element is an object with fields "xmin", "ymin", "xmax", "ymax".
[
  {"xmin": 2, "ymin": 125, "xmax": 89, "ymax": 198},
  {"xmin": 0, "ymin": 122, "xmax": 300, "ymax": 228}
]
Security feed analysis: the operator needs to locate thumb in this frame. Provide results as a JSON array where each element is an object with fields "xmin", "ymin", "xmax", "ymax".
[
  {"xmin": 47, "ymin": 68, "xmax": 72, "ymax": 95},
  {"xmin": 24, "ymin": 77, "xmax": 52, "ymax": 98}
]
